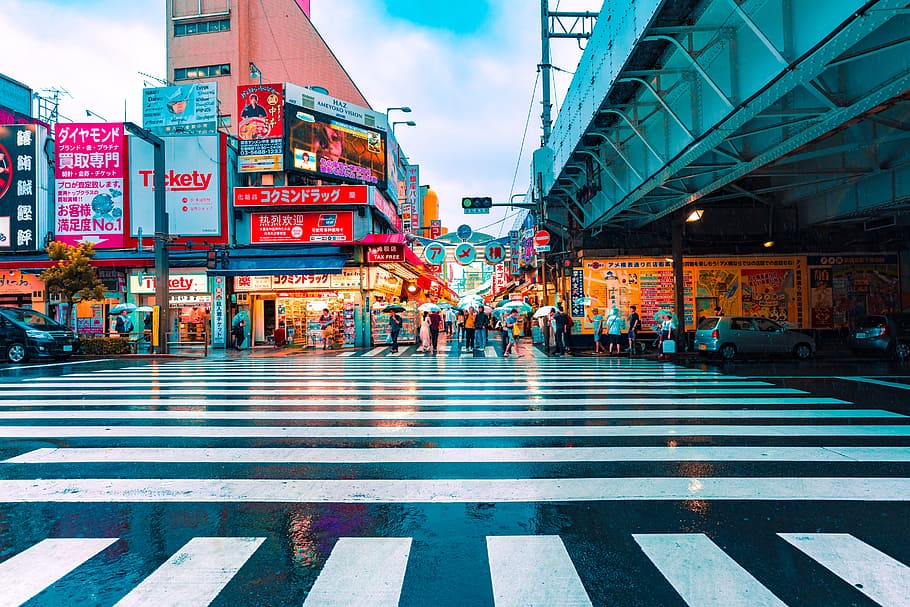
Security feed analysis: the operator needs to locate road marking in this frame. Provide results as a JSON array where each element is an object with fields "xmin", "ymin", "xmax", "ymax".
[
  {"xmin": 9, "ymin": 445, "xmax": 910, "ymax": 465},
  {"xmin": 485, "ymin": 346, "xmax": 497, "ymax": 357},
  {"xmin": 335, "ymin": 350, "xmax": 357, "ymax": 357},
  {"xmin": 633, "ymin": 534, "xmax": 786, "ymax": 607},
  {"xmin": 1, "ymin": 477, "xmax": 908, "ymax": 503},
  {"xmin": 0, "ymin": 408, "xmax": 898, "ymax": 422},
  {"xmin": 30, "ymin": 407, "xmax": 910, "ymax": 419},
  {"xmin": 0, "ymin": 424, "xmax": 906, "ymax": 439},
  {"xmin": 0, "ymin": 537, "xmax": 118, "ymax": 607},
  {"xmin": 0, "ymin": 397, "xmax": 850, "ymax": 408},
  {"xmin": 0, "ymin": 387, "xmax": 810, "ymax": 397},
  {"xmin": 113, "ymin": 537, "xmax": 264, "ymax": 607},
  {"xmin": 838, "ymin": 376, "xmax": 910, "ymax": 391},
  {"xmin": 387, "ymin": 346, "xmax": 408, "ymax": 357},
  {"xmin": 487, "ymin": 536, "xmax": 592, "ymax": 606},
  {"xmin": 778, "ymin": 533, "xmax": 910, "ymax": 607},
  {"xmin": 303, "ymin": 538, "xmax": 411, "ymax": 606},
  {"xmin": 0, "ymin": 358, "xmax": 115, "ymax": 371},
  {"xmin": 363, "ymin": 347, "xmax": 388, "ymax": 357}
]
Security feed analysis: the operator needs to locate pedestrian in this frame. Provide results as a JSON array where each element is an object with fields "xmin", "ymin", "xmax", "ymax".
[
  {"xmin": 539, "ymin": 312, "xmax": 551, "ymax": 354},
  {"xmin": 626, "ymin": 304, "xmax": 641, "ymax": 353},
  {"xmin": 503, "ymin": 309, "xmax": 521, "ymax": 357},
  {"xmin": 455, "ymin": 309, "xmax": 466, "ymax": 344},
  {"xmin": 474, "ymin": 306, "xmax": 489, "ymax": 351},
  {"xmin": 590, "ymin": 307, "xmax": 604, "ymax": 354},
  {"xmin": 606, "ymin": 306, "xmax": 623, "ymax": 354},
  {"xmin": 564, "ymin": 309, "xmax": 574, "ymax": 353},
  {"xmin": 114, "ymin": 309, "xmax": 133, "ymax": 338},
  {"xmin": 553, "ymin": 305, "xmax": 568, "ymax": 355},
  {"xmin": 231, "ymin": 319, "xmax": 246, "ymax": 350},
  {"xmin": 319, "ymin": 308, "xmax": 335, "ymax": 350},
  {"xmin": 658, "ymin": 313, "xmax": 676, "ymax": 361},
  {"xmin": 388, "ymin": 310, "xmax": 402, "ymax": 353},
  {"xmin": 464, "ymin": 306, "xmax": 476, "ymax": 350},
  {"xmin": 429, "ymin": 308, "xmax": 443, "ymax": 354},
  {"xmin": 445, "ymin": 307, "xmax": 455, "ymax": 336},
  {"xmin": 418, "ymin": 311, "xmax": 432, "ymax": 353}
]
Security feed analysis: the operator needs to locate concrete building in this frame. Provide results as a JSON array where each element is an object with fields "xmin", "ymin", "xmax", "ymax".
[{"xmin": 166, "ymin": 0, "xmax": 370, "ymax": 130}]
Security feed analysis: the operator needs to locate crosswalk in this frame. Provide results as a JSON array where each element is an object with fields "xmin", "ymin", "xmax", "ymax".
[{"xmin": 0, "ymin": 355, "xmax": 908, "ymax": 605}]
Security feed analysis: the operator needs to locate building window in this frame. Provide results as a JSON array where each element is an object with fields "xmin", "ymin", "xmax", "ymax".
[
  {"xmin": 174, "ymin": 18, "xmax": 230, "ymax": 36},
  {"xmin": 174, "ymin": 64, "xmax": 231, "ymax": 81}
]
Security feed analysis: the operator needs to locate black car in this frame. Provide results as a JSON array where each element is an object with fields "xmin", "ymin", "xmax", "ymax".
[
  {"xmin": 0, "ymin": 307, "xmax": 78, "ymax": 363},
  {"xmin": 848, "ymin": 313, "xmax": 910, "ymax": 360}
]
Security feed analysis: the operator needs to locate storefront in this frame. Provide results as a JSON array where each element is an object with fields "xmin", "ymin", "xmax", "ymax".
[
  {"xmin": 366, "ymin": 267, "xmax": 418, "ymax": 345},
  {"xmin": 233, "ymin": 269, "xmax": 365, "ymax": 348},
  {"xmin": 129, "ymin": 271, "xmax": 212, "ymax": 343}
]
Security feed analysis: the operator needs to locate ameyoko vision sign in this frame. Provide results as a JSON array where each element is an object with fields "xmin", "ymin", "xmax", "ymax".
[{"xmin": 54, "ymin": 123, "xmax": 126, "ymax": 248}]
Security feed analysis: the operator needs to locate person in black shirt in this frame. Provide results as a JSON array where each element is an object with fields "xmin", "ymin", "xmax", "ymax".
[
  {"xmin": 627, "ymin": 305, "xmax": 641, "ymax": 352},
  {"xmin": 241, "ymin": 93, "xmax": 268, "ymax": 119},
  {"xmin": 553, "ymin": 306, "xmax": 568, "ymax": 355}
]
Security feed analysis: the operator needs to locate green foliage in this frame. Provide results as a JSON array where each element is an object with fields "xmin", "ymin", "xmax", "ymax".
[
  {"xmin": 77, "ymin": 337, "xmax": 133, "ymax": 355},
  {"xmin": 40, "ymin": 241, "xmax": 107, "ymax": 324}
]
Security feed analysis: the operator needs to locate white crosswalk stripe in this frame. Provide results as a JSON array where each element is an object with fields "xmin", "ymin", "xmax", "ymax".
[
  {"xmin": 303, "ymin": 538, "xmax": 411, "ymax": 606},
  {"xmin": 633, "ymin": 534, "xmax": 787, "ymax": 606},
  {"xmin": 114, "ymin": 537, "xmax": 265, "ymax": 607},
  {"xmin": 0, "ymin": 355, "xmax": 907, "ymax": 604},
  {"xmin": 487, "ymin": 536, "xmax": 592, "ymax": 606},
  {"xmin": 778, "ymin": 533, "xmax": 910, "ymax": 606},
  {"xmin": 0, "ymin": 538, "xmax": 118, "ymax": 607}
]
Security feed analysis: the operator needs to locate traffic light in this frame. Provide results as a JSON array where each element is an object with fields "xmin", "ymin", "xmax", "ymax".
[{"xmin": 461, "ymin": 196, "xmax": 492, "ymax": 209}]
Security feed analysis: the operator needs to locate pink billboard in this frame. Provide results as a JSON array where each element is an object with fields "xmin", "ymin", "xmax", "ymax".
[{"xmin": 54, "ymin": 123, "xmax": 127, "ymax": 248}]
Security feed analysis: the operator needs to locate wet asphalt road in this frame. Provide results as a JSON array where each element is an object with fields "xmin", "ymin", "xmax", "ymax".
[{"xmin": 0, "ymin": 345, "xmax": 908, "ymax": 606}]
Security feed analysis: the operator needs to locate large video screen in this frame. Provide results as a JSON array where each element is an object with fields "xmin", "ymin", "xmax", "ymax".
[{"xmin": 286, "ymin": 104, "xmax": 386, "ymax": 189}]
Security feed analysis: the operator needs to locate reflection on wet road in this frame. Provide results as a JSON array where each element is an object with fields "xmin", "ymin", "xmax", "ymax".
[{"xmin": 0, "ymin": 354, "xmax": 908, "ymax": 606}]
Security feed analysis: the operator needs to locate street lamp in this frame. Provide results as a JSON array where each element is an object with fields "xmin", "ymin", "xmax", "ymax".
[
  {"xmin": 392, "ymin": 120, "xmax": 416, "ymax": 134},
  {"xmin": 386, "ymin": 106, "xmax": 412, "ymax": 115},
  {"xmin": 249, "ymin": 62, "xmax": 263, "ymax": 85},
  {"xmin": 85, "ymin": 109, "xmax": 109, "ymax": 121}
]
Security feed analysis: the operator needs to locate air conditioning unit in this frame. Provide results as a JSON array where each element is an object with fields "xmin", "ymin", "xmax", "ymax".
[{"xmin": 864, "ymin": 216, "xmax": 896, "ymax": 231}]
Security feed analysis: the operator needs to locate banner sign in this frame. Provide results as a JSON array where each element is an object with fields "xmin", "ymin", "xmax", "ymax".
[
  {"xmin": 287, "ymin": 103, "xmax": 386, "ymax": 187},
  {"xmin": 807, "ymin": 254, "xmax": 899, "ymax": 327},
  {"xmin": 403, "ymin": 165, "xmax": 418, "ymax": 233},
  {"xmin": 54, "ymin": 123, "xmax": 126, "ymax": 248},
  {"xmin": 571, "ymin": 269, "xmax": 585, "ymax": 318},
  {"xmin": 237, "ymin": 83, "xmax": 284, "ymax": 173},
  {"xmin": 509, "ymin": 230, "xmax": 520, "ymax": 275},
  {"xmin": 143, "ymin": 83, "xmax": 217, "ymax": 136},
  {"xmin": 371, "ymin": 187, "xmax": 401, "ymax": 232},
  {"xmin": 250, "ymin": 211, "xmax": 354, "ymax": 244},
  {"xmin": 366, "ymin": 244, "xmax": 405, "ymax": 263},
  {"xmin": 234, "ymin": 269, "xmax": 362, "ymax": 291},
  {"xmin": 0, "ymin": 125, "xmax": 40, "ymax": 251},
  {"xmin": 129, "ymin": 135, "xmax": 221, "ymax": 237},
  {"xmin": 235, "ymin": 185, "xmax": 369, "ymax": 207}
]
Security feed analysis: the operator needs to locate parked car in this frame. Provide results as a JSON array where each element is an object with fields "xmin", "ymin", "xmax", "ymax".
[
  {"xmin": 694, "ymin": 316, "xmax": 815, "ymax": 361},
  {"xmin": 848, "ymin": 313, "xmax": 910, "ymax": 360},
  {"xmin": 0, "ymin": 307, "xmax": 78, "ymax": 363}
]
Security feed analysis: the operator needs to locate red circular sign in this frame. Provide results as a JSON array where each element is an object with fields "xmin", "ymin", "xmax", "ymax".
[{"xmin": 533, "ymin": 230, "xmax": 550, "ymax": 247}]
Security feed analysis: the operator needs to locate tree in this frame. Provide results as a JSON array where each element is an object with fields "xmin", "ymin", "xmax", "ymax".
[{"xmin": 40, "ymin": 241, "xmax": 107, "ymax": 326}]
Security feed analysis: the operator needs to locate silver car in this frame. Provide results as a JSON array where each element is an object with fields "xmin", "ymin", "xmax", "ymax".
[{"xmin": 695, "ymin": 316, "xmax": 815, "ymax": 361}]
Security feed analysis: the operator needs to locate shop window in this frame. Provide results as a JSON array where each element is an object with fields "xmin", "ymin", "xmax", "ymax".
[{"xmin": 174, "ymin": 63, "xmax": 231, "ymax": 81}]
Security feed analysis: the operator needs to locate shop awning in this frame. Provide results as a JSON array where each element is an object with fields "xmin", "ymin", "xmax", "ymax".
[{"xmin": 208, "ymin": 255, "xmax": 348, "ymax": 276}]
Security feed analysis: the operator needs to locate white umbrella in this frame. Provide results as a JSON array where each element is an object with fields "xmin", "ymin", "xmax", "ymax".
[
  {"xmin": 418, "ymin": 302, "xmax": 441, "ymax": 312},
  {"xmin": 109, "ymin": 302, "xmax": 137, "ymax": 314},
  {"xmin": 533, "ymin": 305, "xmax": 557, "ymax": 318},
  {"xmin": 135, "ymin": 305, "xmax": 154, "ymax": 313}
]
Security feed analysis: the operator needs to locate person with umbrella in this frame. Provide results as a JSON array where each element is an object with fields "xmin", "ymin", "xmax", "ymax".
[{"xmin": 114, "ymin": 309, "xmax": 133, "ymax": 338}]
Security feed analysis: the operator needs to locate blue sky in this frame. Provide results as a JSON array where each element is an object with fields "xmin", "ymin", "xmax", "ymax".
[{"xmin": 0, "ymin": 0, "xmax": 594, "ymax": 235}]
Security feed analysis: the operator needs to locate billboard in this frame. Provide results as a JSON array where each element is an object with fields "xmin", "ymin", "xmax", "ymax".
[
  {"xmin": 287, "ymin": 103, "xmax": 386, "ymax": 188},
  {"xmin": 235, "ymin": 185, "xmax": 370, "ymax": 207},
  {"xmin": 0, "ymin": 125, "xmax": 42, "ymax": 251},
  {"xmin": 143, "ymin": 83, "xmax": 218, "ymax": 136},
  {"xmin": 129, "ymin": 135, "xmax": 222, "ymax": 237},
  {"xmin": 807, "ymin": 254, "xmax": 900, "ymax": 327},
  {"xmin": 54, "ymin": 123, "xmax": 127, "ymax": 248},
  {"xmin": 250, "ymin": 211, "xmax": 354, "ymax": 244},
  {"xmin": 238, "ymin": 83, "xmax": 284, "ymax": 173}
]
